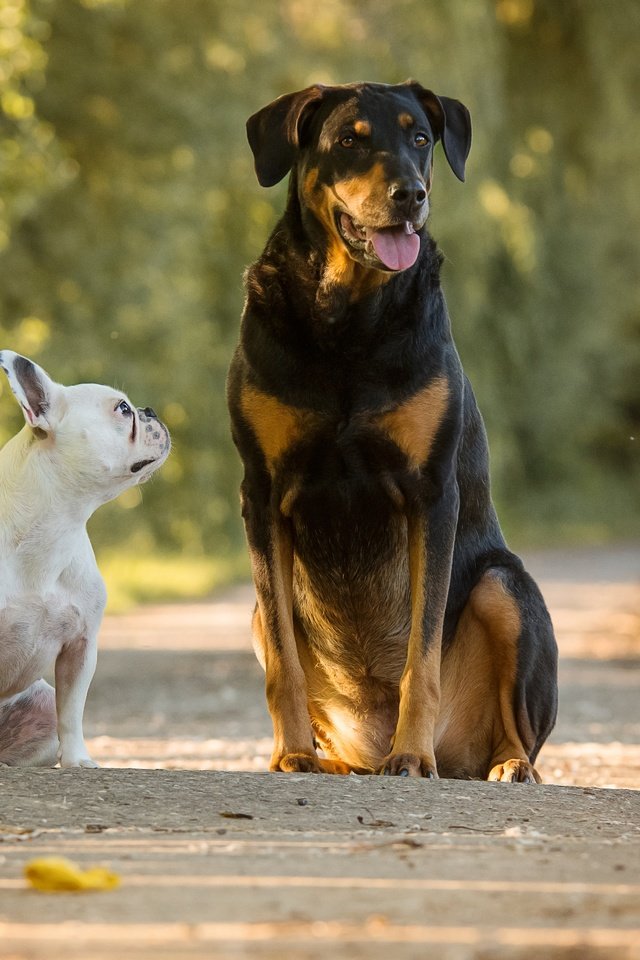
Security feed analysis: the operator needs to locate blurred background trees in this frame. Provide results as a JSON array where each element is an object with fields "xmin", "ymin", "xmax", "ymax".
[{"xmin": 1, "ymin": 0, "xmax": 638, "ymax": 605}]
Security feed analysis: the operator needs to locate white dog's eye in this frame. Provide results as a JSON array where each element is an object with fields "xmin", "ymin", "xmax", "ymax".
[{"xmin": 115, "ymin": 400, "xmax": 132, "ymax": 417}]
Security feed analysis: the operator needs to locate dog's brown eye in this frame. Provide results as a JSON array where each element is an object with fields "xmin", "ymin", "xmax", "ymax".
[
  {"xmin": 415, "ymin": 132, "xmax": 429, "ymax": 147},
  {"xmin": 116, "ymin": 400, "xmax": 132, "ymax": 417},
  {"xmin": 339, "ymin": 135, "xmax": 355, "ymax": 148}
]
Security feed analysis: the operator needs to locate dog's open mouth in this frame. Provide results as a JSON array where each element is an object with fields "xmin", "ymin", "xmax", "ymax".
[{"xmin": 338, "ymin": 213, "xmax": 421, "ymax": 271}]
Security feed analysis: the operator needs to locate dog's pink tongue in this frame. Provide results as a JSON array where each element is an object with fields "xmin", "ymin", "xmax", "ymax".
[{"xmin": 369, "ymin": 225, "xmax": 420, "ymax": 271}]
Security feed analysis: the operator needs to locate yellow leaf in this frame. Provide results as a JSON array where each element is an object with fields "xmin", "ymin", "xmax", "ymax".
[{"xmin": 24, "ymin": 857, "xmax": 120, "ymax": 893}]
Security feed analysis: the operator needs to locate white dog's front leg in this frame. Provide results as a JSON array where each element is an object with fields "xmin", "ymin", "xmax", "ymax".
[{"xmin": 54, "ymin": 635, "xmax": 98, "ymax": 768}]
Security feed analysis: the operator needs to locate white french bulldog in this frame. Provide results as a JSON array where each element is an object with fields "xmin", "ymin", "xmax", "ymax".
[{"xmin": 0, "ymin": 351, "xmax": 170, "ymax": 767}]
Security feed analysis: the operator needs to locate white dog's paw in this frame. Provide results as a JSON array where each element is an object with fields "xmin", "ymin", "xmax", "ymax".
[
  {"xmin": 77, "ymin": 756, "xmax": 99, "ymax": 768},
  {"xmin": 58, "ymin": 749, "xmax": 99, "ymax": 769}
]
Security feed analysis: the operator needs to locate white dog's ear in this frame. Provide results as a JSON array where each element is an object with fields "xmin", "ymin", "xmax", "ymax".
[{"xmin": 0, "ymin": 350, "xmax": 61, "ymax": 433}]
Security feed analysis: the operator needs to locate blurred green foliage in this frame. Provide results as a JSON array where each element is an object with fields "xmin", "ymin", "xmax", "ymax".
[{"xmin": 1, "ymin": 0, "xmax": 639, "ymax": 601}]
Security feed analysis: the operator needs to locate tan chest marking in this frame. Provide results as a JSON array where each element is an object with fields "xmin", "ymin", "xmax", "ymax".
[
  {"xmin": 376, "ymin": 377, "xmax": 449, "ymax": 469},
  {"xmin": 240, "ymin": 386, "xmax": 315, "ymax": 472}
]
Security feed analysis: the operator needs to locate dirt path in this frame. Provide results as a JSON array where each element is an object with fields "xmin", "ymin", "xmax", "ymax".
[{"xmin": 1, "ymin": 546, "xmax": 639, "ymax": 958}]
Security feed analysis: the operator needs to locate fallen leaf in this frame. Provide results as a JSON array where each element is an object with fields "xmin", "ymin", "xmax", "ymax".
[{"xmin": 24, "ymin": 857, "xmax": 120, "ymax": 893}]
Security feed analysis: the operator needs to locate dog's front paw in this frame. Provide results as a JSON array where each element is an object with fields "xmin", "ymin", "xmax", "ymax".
[
  {"xmin": 58, "ymin": 749, "xmax": 99, "ymax": 769},
  {"xmin": 271, "ymin": 751, "xmax": 324, "ymax": 774},
  {"xmin": 380, "ymin": 752, "xmax": 438, "ymax": 778},
  {"xmin": 488, "ymin": 759, "xmax": 541, "ymax": 783}
]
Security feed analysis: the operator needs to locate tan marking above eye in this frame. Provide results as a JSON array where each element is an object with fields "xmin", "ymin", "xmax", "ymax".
[
  {"xmin": 353, "ymin": 119, "xmax": 371, "ymax": 137},
  {"xmin": 398, "ymin": 112, "xmax": 415, "ymax": 129},
  {"xmin": 376, "ymin": 377, "xmax": 450, "ymax": 469}
]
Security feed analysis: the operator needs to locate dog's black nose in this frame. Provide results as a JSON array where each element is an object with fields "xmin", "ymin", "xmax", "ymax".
[
  {"xmin": 143, "ymin": 407, "xmax": 157, "ymax": 419},
  {"xmin": 389, "ymin": 179, "xmax": 427, "ymax": 217}
]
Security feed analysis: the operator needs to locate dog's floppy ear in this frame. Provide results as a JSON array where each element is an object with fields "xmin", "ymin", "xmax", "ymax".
[
  {"xmin": 246, "ymin": 85, "xmax": 327, "ymax": 187},
  {"xmin": 0, "ymin": 350, "xmax": 61, "ymax": 434},
  {"xmin": 407, "ymin": 82, "xmax": 472, "ymax": 182}
]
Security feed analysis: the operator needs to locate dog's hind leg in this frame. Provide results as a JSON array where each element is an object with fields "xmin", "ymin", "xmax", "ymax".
[
  {"xmin": 477, "ymin": 567, "xmax": 558, "ymax": 782},
  {"xmin": 0, "ymin": 679, "xmax": 59, "ymax": 767},
  {"xmin": 436, "ymin": 566, "xmax": 558, "ymax": 782}
]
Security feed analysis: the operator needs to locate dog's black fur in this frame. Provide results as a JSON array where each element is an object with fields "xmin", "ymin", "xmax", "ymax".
[{"xmin": 227, "ymin": 81, "xmax": 558, "ymax": 780}]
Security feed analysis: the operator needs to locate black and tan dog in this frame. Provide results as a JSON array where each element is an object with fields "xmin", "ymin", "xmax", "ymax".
[{"xmin": 227, "ymin": 81, "xmax": 558, "ymax": 781}]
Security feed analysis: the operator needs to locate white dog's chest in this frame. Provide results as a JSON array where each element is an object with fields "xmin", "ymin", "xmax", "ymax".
[
  {"xmin": 0, "ymin": 582, "xmax": 91, "ymax": 700},
  {"xmin": 0, "ymin": 547, "xmax": 105, "ymax": 702}
]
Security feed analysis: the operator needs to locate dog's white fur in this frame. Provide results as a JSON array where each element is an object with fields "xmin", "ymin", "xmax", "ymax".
[{"xmin": 0, "ymin": 351, "xmax": 170, "ymax": 767}]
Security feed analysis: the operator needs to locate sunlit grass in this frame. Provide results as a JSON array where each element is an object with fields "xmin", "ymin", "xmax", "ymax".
[{"xmin": 99, "ymin": 549, "xmax": 250, "ymax": 612}]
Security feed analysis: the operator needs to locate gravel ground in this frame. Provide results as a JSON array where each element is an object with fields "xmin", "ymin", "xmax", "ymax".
[{"xmin": 0, "ymin": 545, "xmax": 639, "ymax": 959}]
